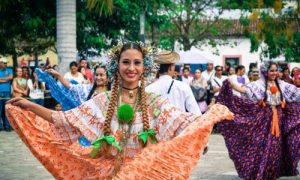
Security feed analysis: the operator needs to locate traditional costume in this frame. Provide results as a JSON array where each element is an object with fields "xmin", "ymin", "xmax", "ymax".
[
  {"xmin": 6, "ymin": 42, "xmax": 233, "ymax": 179},
  {"xmin": 217, "ymin": 62, "xmax": 300, "ymax": 179}
]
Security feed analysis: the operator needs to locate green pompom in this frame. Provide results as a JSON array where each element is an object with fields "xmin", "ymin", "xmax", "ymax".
[{"xmin": 117, "ymin": 104, "xmax": 134, "ymax": 123}]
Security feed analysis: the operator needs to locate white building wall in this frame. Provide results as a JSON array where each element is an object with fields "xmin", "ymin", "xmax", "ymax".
[
  {"xmin": 196, "ymin": 38, "xmax": 261, "ymax": 72},
  {"xmin": 176, "ymin": 38, "xmax": 299, "ymax": 72}
]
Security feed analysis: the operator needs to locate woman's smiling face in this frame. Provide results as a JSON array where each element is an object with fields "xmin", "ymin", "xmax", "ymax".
[{"xmin": 118, "ymin": 49, "xmax": 144, "ymax": 85}]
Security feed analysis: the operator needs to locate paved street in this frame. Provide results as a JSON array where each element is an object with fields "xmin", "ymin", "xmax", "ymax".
[{"xmin": 0, "ymin": 131, "xmax": 299, "ymax": 180}]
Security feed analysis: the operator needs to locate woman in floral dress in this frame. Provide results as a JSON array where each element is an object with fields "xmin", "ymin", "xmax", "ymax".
[
  {"xmin": 6, "ymin": 42, "xmax": 233, "ymax": 179},
  {"xmin": 217, "ymin": 61, "xmax": 300, "ymax": 180}
]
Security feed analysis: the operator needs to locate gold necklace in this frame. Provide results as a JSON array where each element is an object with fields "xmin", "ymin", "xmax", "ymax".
[{"xmin": 122, "ymin": 86, "xmax": 139, "ymax": 99}]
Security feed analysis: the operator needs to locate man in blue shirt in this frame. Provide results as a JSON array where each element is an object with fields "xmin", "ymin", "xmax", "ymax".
[{"xmin": 0, "ymin": 58, "xmax": 13, "ymax": 131}]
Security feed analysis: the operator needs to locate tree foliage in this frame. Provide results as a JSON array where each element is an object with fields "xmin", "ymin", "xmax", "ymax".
[
  {"xmin": 153, "ymin": 0, "xmax": 234, "ymax": 51},
  {"xmin": 0, "ymin": 0, "xmax": 56, "ymax": 57},
  {"xmin": 229, "ymin": 0, "xmax": 300, "ymax": 62},
  {"xmin": 76, "ymin": 0, "xmax": 143, "ymax": 58},
  {"xmin": 77, "ymin": 0, "xmax": 171, "ymax": 57}
]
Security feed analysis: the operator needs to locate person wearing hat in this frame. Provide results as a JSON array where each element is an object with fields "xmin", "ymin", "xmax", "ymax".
[
  {"xmin": 146, "ymin": 51, "xmax": 201, "ymax": 115},
  {"xmin": 0, "ymin": 57, "xmax": 13, "ymax": 131},
  {"xmin": 202, "ymin": 60, "xmax": 215, "ymax": 105}
]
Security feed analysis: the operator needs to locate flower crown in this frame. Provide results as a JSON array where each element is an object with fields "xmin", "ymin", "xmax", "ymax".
[
  {"xmin": 106, "ymin": 41, "xmax": 157, "ymax": 80},
  {"xmin": 260, "ymin": 61, "xmax": 278, "ymax": 78}
]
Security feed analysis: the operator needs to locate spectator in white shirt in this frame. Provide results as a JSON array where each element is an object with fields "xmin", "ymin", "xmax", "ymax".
[
  {"xmin": 146, "ymin": 51, "xmax": 201, "ymax": 115},
  {"xmin": 181, "ymin": 67, "xmax": 193, "ymax": 85},
  {"xmin": 211, "ymin": 66, "xmax": 227, "ymax": 97},
  {"xmin": 27, "ymin": 69, "xmax": 45, "ymax": 106},
  {"xmin": 229, "ymin": 65, "xmax": 249, "ymax": 97},
  {"xmin": 202, "ymin": 60, "xmax": 215, "ymax": 82},
  {"xmin": 202, "ymin": 60, "xmax": 215, "ymax": 104},
  {"xmin": 64, "ymin": 61, "xmax": 85, "ymax": 84}
]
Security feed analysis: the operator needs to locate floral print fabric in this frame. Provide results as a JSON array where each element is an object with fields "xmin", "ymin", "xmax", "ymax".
[
  {"xmin": 217, "ymin": 80, "xmax": 300, "ymax": 180},
  {"xmin": 6, "ymin": 91, "xmax": 233, "ymax": 179}
]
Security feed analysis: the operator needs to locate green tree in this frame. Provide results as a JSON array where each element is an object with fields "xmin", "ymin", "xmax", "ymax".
[
  {"xmin": 0, "ymin": 0, "xmax": 56, "ymax": 68},
  {"xmin": 76, "ymin": 0, "xmax": 141, "ymax": 58},
  {"xmin": 229, "ymin": 0, "xmax": 300, "ymax": 62},
  {"xmin": 77, "ymin": 0, "xmax": 169, "ymax": 57},
  {"xmin": 154, "ymin": 0, "xmax": 233, "ymax": 51}
]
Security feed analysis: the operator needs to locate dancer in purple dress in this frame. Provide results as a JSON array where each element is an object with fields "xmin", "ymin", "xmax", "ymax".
[{"xmin": 217, "ymin": 61, "xmax": 300, "ymax": 180}]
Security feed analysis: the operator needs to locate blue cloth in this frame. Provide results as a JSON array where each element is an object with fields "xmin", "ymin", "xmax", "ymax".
[
  {"xmin": 0, "ymin": 92, "xmax": 11, "ymax": 129},
  {"xmin": 36, "ymin": 69, "xmax": 81, "ymax": 111},
  {"xmin": 0, "ymin": 68, "xmax": 13, "ymax": 92},
  {"xmin": 36, "ymin": 68, "xmax": 91, "ymax": 146},
  {"xmin": 69, "ymin": 84, "xmax": 93, "ymax": 103}
]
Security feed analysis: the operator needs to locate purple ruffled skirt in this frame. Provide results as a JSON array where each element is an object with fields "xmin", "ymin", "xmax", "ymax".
[{"xmin": 217, "ymin": 80, "xmax": 299, "ymax": 180}]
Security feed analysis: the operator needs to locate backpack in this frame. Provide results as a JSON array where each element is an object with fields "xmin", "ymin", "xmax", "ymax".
[{"xmin": 191, "ymin": 85, "xmax": 207, "ymax": 102}]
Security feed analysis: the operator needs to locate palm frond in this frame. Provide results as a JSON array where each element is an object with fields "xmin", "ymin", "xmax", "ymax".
[{"xmin": 86, "ymin": 0, "xmax": 113, "ymax": 17}]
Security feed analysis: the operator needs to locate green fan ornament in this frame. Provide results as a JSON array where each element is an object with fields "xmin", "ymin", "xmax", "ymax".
[{"xmin": 117, "ymin": 104, "xmax": 134, "ymax": 123}]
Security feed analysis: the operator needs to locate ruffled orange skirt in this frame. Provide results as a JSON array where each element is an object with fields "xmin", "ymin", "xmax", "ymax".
[{"xmin": 6, "ymin": 104, "xmax": 233, "ymax": 180}]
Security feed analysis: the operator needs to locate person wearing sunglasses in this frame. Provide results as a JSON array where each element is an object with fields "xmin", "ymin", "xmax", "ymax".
[{"xmin": 211, "ymin": 66, "xmax": 227, "ymax": 99}]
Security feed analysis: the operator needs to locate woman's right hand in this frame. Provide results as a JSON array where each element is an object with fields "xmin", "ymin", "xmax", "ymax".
[
  {"xmin": 6, "ymin": 97, "xmax": 34, "ymax": 110},
  {"xmin": 47, "ymin": 69, "xmax": 60, "ymax": 78}
]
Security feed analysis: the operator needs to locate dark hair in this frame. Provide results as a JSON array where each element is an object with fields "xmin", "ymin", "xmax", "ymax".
[
  {"xmin": 249, "ymin": 63, "xmax": 257, "ymax": 71},
  {"xmin": 214, "ymin": 65, "xmax": 222, "ymax": 71},
  {"xmin": 263, "ymin": 62, "xmax": 283, "ymax": 102},
  {"xmin": 78, "ymin": 66, "xmax": 84, "ymax": 72},
  {"xmin": 235, "ymin": 65, "xmax": 245, "ymax": 73},
  {"xmin": 78, "ymin": 66, "xmax": 88, "ymax": 79},
  {"xmin": 281, "ymin": 66, "xmax": 289, "ymax": 73},
  {"xmin": 22, "ymin": 66, "xmax": 29, "ymax": 71},
  {"xmin": 30, "ymin": 69, "xmax": 42, "ymax": 89},
  {"xmin": 52, "ymin": 65, "xmax": 58, "ymax": 70},
  {"xmin": 118, "ymin": 42, "xmax": 144, "ymax": 60},
  {"xmin": 183, "ymin": 67, "xmax": 190, "ymax": 72},
  {"xmin": 174, "ymin": 65, "xmax": 181, "ymax": 73},
  {"xmin": 69, "ymin": 61, "xmax": 78, "ymax": 69},
  {"xmin": 158, "ymin": 64, "xmax": 172, "ymax": 74},
  {"xmin": 79, "ymin": 59, "xmax": 86, "ymax": 63},
  {"xmin": 86, "ymin": 65, "xmax": 110, "ymax": 100},
  {"xmin": 79, "ymin": 59, "xmax": 91, "ymax": 69},
  {"xmin": 183, "ymin": 64, "xmax": 190, "ymax": 68}
]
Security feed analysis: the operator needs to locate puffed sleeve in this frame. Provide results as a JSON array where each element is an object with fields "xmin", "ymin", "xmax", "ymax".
[
  {"xmin": 244, "ymin": 80, "xmax": 265, "ymax": 102},
  {"xmin": 51, "ymin": 92, "xmax": 108, "ymax": 143},
  {"xmin": 114, "ymin": 94, "xmax": 234, "ymax": 179},
  {"xmin": 280, "ymin": 81, "xmax": 300, "ymax": 102},
  {"xmin": 149, "ymin": 96, "xmax": 200, "ymax": 141}
]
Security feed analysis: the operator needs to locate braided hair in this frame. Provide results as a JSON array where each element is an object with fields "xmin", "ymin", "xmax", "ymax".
[
  {"xmin": 103, "ymin": 42, "xmax": 150, "ymax": 136},
  {"xmin": 263, "ymin": 62, "xmax": 283, "ymax": 102}
]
